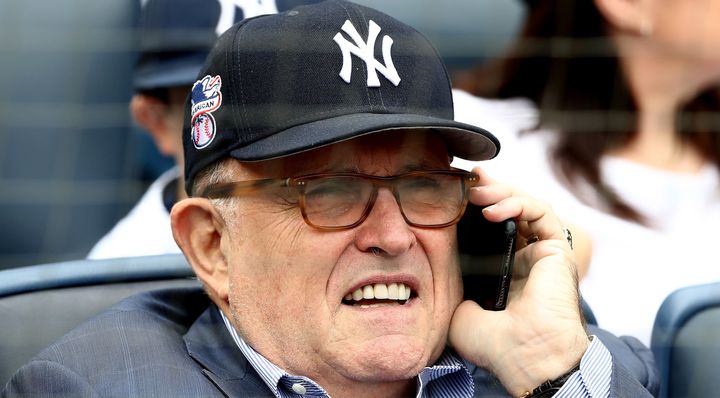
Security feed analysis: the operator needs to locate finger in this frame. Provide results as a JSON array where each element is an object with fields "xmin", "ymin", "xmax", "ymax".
[
  {"xmin": 448, "ymin": 300, "xmax": 502, "ymax": 368},
  {"xmin": 514, "ymin": 238, "xmax": 574, "ymax": 279},
  {"xmin": 482, "ymin": 195, "xmax": 565, "ymax": 242},
  {"xmin": 467, "ymin": 184, "xmax": 517, "ymax": 207},
  {"xmin": 469, "ymin": 185, "xmax": 559, "ymax": 247},
  {"xmin": 515, "ymin": 219, "xmax": 534, "ymax": 241},
  {"xmin": 564, "ymin": 223, "xmax": 592, "ymax": 278},
  {"xmin": 467, "ymin": 167, "xmax": 533, "ymax": 218}
]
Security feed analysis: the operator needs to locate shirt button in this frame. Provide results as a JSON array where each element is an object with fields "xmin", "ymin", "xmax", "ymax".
[{"xmin": 291, "ymin": 383, "xmax": 307, "ymax": 395}]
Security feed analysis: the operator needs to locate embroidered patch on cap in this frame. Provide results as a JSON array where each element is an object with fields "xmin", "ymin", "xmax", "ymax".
[{"xmin": 190, "ymin": 75, "xmax": 223, "ymax": 149}]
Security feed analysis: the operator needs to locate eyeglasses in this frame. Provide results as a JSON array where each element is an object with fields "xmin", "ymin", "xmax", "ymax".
[{"xmin": 199, "ymin": 170, "xmax": 479, "ymax": 231}]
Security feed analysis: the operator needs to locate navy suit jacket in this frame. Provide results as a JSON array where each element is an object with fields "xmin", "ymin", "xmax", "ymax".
[{"xmin": 2, "ymin": 287, "xmax": 659, "ymax": 397}]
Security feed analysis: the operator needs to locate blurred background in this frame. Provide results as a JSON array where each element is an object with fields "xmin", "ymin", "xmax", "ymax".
[
  {"xmin": 3, "ymin": 3, "xmax": 720, "ymax": 394},
  {"xmin": 0, "ymin": 0, "xmax": 524, "ymax": 270}
]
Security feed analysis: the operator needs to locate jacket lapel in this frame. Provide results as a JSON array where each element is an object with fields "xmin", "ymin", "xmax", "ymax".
[{"xmin": 185, "ymin": 304, "xmax": 275, "ymax": 397}]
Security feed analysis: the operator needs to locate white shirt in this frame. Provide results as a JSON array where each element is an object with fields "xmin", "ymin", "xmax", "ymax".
[
  {"xmin": 87, "ymin": 167, "xmax": 182, "ymax": 259},
  {"xmin": 452, "ymin": 89, "xmax": 720, "ymax": 346}
]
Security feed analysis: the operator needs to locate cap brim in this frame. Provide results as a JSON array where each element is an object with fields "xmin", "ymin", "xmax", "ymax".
[{"xmin": 228, "ymin": 113, "xmax": 500, "ymax": 162}]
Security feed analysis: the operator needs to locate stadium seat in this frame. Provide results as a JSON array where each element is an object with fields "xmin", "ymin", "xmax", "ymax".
[
  {"xmin": 651, "ymin": 281, "xmax": 720, "ymax": 398},
  {"xmin": 0, "ymin": 254, "xmax": 198, "ymax": 387}
]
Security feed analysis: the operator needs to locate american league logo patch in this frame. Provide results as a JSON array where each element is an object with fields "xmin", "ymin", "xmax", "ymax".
[{"xmin": 191, "ymin": 75, "xmax": 223, "ymax": 149}]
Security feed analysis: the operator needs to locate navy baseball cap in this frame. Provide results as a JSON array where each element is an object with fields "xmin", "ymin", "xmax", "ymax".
[
  {"xmin": 183, "ymin": 0, "xmax": 500, "ymax": 194},
  {"xmin": 134, "ymin": 0, "xmax": 323, "ymax": 90}
]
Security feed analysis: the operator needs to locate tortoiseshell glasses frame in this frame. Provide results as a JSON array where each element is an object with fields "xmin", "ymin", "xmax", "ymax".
[{"xmin": 199, "ymin": 169, "xmax": 479, "ymax": 231}]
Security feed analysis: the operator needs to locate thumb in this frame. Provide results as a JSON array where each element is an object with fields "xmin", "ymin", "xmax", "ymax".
[{"xmin": 448, "ymin": 300, "xmax": 503, "ymax": 369}]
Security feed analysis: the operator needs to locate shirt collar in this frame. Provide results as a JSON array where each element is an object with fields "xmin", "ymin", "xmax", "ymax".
[{"xmin": 220, "ymin": 311, "xmax": 474, "ymax": 398}]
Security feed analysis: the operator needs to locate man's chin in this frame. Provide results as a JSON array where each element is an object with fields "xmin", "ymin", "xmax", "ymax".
[{"xmin": 330, "ymin": 336, "xmax": 430, "ymax": 381}]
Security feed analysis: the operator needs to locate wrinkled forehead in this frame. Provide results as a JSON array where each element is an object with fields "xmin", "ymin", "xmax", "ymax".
[{"xmin": 237, "ymin": 129, "xmax": 450, "ymax": 178}]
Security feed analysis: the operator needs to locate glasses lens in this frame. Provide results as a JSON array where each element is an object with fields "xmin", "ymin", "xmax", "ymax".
[
  {"xmin": 397, "ymin": 173, "xmax": 466, "ymax": 226},
  {"xmin": 301, "ymin": 176, "xmax": 373, "ymax": 228}
]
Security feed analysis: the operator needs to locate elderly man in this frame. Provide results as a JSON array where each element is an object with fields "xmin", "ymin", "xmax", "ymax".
[{"xmin": 2, "ymin": 1, "xmax": 658, "ymax": 397}]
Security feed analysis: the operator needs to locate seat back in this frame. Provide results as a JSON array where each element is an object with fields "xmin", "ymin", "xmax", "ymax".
[
  {"xmin": 0, "ymin": 254, "xmax": 199, "ymax": 387},
  {"xmin": 651, "ymin": 281, "xmax": 720, "ymax": 398}
]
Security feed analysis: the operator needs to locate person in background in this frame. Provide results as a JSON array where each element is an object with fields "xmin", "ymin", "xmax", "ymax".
[
  {"xmin": 3, "ymin": 2, "xmax": 658, "ymax": 397},
  {"xmin": 88, "ymin": 0, "xmax": 319, "ymax": 259},
  {"xmin": 451, "ymin": 0, "xmax": 720, "ymax": 346}
]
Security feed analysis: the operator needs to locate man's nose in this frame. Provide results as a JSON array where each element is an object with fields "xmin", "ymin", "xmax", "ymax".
[{"xmin": 354, "ymin": 188, "xmax": 416, "ymax": 256}]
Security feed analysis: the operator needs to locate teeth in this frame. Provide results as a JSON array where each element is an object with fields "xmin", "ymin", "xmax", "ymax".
[
  {"xmin": 363, "ymin": 285, "xmax": 374, "ymax": 299},
  {"xmin": 388, "ymin": 283, "xmax": 399, "ymax": 299},
  {"xmin": 374, "ymin": 283, "xmax": 388, "ymax": 299},
  {"xmin": 346, "ymin": 282, "xmax": 412, "ymax": 303}
]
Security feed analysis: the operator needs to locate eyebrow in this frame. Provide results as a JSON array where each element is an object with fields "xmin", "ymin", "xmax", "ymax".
[{"xmin": 397, "ymin": 160, "xmax": 450, "ymax": 173}]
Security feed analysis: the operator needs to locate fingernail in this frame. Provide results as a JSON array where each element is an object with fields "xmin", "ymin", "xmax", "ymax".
[{"xmin": 483, "ymin": 204, "xmax": 496, "ymax": 213}]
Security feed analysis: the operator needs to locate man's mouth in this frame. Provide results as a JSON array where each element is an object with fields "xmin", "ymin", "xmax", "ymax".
[{"xmin": 342, "ymin": 282, "xmax": 414, "ymax": 307}]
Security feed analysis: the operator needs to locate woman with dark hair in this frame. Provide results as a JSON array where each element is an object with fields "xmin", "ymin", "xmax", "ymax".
[{"xmin": 451, "ymin": 0, "xmax": 720, "ymax": 346}]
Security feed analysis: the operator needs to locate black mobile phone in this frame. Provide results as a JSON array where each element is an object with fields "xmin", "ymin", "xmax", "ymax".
[{"xmin": 457, "ymin": 204, "xmax": 517, "ymax": 311}]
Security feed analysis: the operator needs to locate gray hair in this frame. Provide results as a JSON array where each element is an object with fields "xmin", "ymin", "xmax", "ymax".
[{"xmin": 192, "ymin": 158, "xmax": 241, "ymax": 229}]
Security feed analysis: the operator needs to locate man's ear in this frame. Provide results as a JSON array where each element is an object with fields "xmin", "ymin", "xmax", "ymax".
[
  {"xmin": 171, "ymin": 198, "xmax": 230, "ymax": 303},
  {"xmin": 130, "ymin": 94, "xmax": 177, "ymax": 156},
  {"xmin": 594, "ymin": 0, "xmax": 654, "ymax": 35}
]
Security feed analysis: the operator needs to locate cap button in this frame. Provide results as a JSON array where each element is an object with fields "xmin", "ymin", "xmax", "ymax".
[{"xmin": 291, "ymin": 383, "xmax": 307, "ymax": 395}]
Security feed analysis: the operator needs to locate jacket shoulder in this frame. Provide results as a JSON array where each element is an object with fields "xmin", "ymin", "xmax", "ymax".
[{"xmin": 3, "ymin": 287, "xmax": 222, "ymax": 397}]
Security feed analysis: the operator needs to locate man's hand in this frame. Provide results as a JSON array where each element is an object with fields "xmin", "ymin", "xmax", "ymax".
[{"xmin": 448, "ymin": 167, "xmax": 589, "ymax": 397}]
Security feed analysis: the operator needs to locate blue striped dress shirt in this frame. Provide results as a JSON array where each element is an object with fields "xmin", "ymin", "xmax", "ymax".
[{"xmin": 220, "ymin": 312, "xmax": 611, "ymax": 397}]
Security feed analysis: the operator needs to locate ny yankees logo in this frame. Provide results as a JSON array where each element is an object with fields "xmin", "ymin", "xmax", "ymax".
[{"xmin": 333, "ymin": 20, "xmax": 401, "ymax": 87}]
